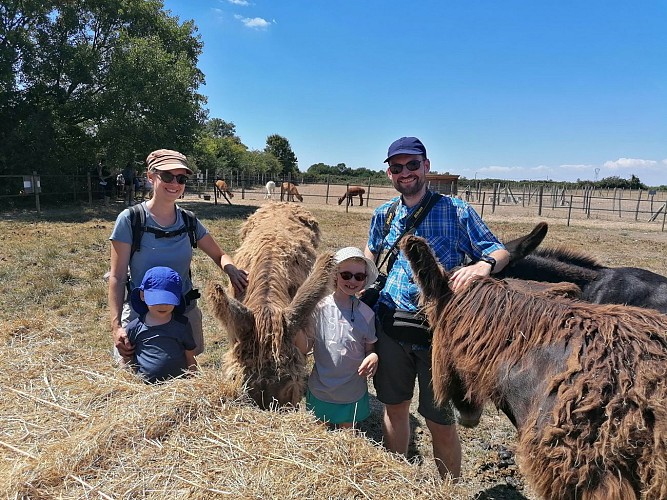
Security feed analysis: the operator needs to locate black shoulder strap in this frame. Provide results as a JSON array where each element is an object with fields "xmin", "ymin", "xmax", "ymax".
[
  {"xmin": 177, "ymin": 206, "xmax": 198, "ymax": 250},
  {"xmin": 129, "ymin": 204, "xmax": 145, "ymax": 257},
  {"xmin": 129, "ymin": 204, "xmax": 197, "ymax": 258},
  {"xmin": 377, "ymin": 191, "xmax": 443, "ymax": 271},
  {"xmin": 382, "ymin": 199, "xmax": 400, "ymax": 238}
]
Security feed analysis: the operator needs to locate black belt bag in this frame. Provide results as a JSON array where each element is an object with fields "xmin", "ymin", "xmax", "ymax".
[{"xmin": 378, "ymin": 303, "xmax": 432, "ymax": 346}]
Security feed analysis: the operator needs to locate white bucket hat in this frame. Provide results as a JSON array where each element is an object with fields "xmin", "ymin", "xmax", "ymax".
[{"xmin": 334, "ymin": 247, "xmax": 379, "ymax": 288}]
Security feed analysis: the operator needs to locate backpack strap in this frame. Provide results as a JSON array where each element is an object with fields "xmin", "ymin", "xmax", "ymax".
[
  {"xmin": 129, "ymin": 204, "xmax": 146, "ymax": 257},
  {"xmin": 129, "ymin": 204, "xmax": 197, "ymax": 259},
  {"xmin": 178, "ymin": 206, "xmax": 198, "ymax": 250}
]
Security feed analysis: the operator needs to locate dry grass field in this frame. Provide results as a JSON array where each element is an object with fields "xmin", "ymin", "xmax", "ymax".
[{"xmin": 1, "ymin": 193, "xmax": 666, "ymax": 499}]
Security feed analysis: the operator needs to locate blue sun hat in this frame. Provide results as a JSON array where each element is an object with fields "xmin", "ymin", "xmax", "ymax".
[{"xmin": 130, "ymin": 266, "xmax": 185, "ymax": 315}]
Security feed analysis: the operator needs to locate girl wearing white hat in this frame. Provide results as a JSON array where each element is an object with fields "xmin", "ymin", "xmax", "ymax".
[{"xmin": 301, "ymin": 247, "xmax": 379, "ymax": 429}]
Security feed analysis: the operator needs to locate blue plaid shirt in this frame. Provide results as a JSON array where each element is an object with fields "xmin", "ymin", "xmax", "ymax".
[{"xmin": 367, "ymin": 191, "xmax": 505, "ymax": 313}]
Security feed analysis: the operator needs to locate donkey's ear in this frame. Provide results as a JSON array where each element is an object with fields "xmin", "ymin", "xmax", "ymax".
[
  {"xmin": 503, "ymin": 222, "xmax": 548, "ymax": 262},
  {"xmin": 284, "ymin": 252, "xmax": 336, "ymax": 336},
  {"xmin": 206, "ymin": 283, "xmax": 254, "ymax": 343},
  {"xmin": 401, "ymin": 236, "xmax": 450, "ymax": 301}
]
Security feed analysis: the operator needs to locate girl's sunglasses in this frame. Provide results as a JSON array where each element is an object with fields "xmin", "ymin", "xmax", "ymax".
[
  {"xmin": 388, "ymin": 159, "xmax": 422, "ymax": 175},
  {"xmin": 155, "ymin": 171, "xmax": 189, "ymax": 185},
  {"xmin": 339, "ymin": 271, "xmax": 367, "ymax": 282}
]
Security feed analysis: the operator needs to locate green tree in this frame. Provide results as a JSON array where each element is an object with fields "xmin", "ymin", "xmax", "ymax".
[
  {"xmin": 265, "ymin": 134, "xmax": 298, "ymax": 177},
  {"xmin": 0, "ymin": 0, "xmax": 205, "ymax": 176}
]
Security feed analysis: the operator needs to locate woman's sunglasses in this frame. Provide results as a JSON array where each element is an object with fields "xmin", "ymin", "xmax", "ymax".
[
  {"xmin": 155, "ymin": 171, "xmax": 189, "ymax": 185},
  {"xmin": 339, "ymin": 271, "xmax": 367, "ymax": 282},
  {"xmin": 388, "ymin": 159, "xmax": 422, "ymax": 175}
]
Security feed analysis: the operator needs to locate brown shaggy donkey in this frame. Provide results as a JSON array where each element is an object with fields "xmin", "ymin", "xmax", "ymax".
[
  {"xmin": 208, "ymin": 203, "xmax": 335, "ymax": 409},
  {"xmin": 281, "ymin": 182, "xmax": 303, "ymax": 202},
  {"xmin": 401, "ymin": 235, "xmax": 667, "ymax": 500},
  {"xmin": 337, "ymin": 186, "xmax": 365, "ymax": 206},
  {"xmin": 214, "ymin": 179, "xmax": 234, "ymax": 199}
]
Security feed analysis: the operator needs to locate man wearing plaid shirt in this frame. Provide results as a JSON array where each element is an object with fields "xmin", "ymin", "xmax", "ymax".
[{"xmin": 365, "ymin": 136, "xmax": 510, "ymax": 480}]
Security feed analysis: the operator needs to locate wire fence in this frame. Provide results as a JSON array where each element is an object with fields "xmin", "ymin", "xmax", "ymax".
[{"xmin": 2, "ymin": 172, "xmax": 666, "ymax": 231}]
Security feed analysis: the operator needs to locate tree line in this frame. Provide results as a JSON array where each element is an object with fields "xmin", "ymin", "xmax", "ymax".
[
  {"xmin": 1, "ymin": 1, "xmax": 655, "ymax": 191},
  {"xmin": 0, "ymin": 0, "xmax": 302, "ymax": 180}
]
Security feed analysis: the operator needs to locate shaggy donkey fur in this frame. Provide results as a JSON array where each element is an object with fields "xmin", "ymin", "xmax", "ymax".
[
  {"xmin": 500, "ymin": 222, "xmax": 667, "ymax": 313},
  {"xmin": 208, "ymin": 203, "xmax": 335, "ymax": 409},
  {"xmin": 402, "ymin": 235, "xmax": 667, "ymax": 500}
]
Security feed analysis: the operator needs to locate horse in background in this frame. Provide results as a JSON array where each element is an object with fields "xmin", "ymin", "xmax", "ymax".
[
  {"xmin": 500, "ymin": 222, "xmax": 667, "ymax": 313},
  {"xmin": 208, "ymin": 203, "xmax": 335, "ymax": 409},
  {"xmin": 402, "ymin": 234, "xmax": 667, "ymax": 500},
  {"xmin": 281, "ymin": 182, "xmax": 303, "ymax": 202},
  {"xmin": 215, "ymin": 179, "xmax": 234, "ymax": 200},
  {"xmin": 264, "ymin": 181, "xmax": 276, "ymax": 199},
  {"xmin": 338, "ymin": 186, "xmax": 365, "ymax": 206}
]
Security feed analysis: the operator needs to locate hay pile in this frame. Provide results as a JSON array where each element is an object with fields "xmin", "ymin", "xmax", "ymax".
[{"xmin": 0, "ymin": 317, "xmax": 463, "ymax": 499}]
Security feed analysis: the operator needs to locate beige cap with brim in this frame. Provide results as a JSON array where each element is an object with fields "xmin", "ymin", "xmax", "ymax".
[{"xmin": 146, "ymin": 149, "xmax": 194, "ymax": 174}]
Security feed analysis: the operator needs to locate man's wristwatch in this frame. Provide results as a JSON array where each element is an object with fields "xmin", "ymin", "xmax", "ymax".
[{"xmin": 478, "ymin": 255, "xmax": 496, "ymax": 273}]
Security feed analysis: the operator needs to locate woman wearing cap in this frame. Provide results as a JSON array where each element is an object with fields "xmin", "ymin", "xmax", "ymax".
[
  {"xmin": 108, "ymin": 148, "xmax": 248, "ymax": 362},
  {"xmin": 297, "ymin": 247, "xmax": 379, "ymax": 429}
]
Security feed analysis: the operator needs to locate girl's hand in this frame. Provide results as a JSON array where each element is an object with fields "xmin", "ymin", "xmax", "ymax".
[{"xmin": 358, "ymin": 352, "xmax": 378, "ymax": 378}]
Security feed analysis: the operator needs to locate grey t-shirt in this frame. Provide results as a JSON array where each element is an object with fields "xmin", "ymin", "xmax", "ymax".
[
  {"xmin": 308, "ymin": 294, "xmax": 377, "ymax": 404},
  {"xmin": 126, "ymin": 315, "xmax": 196, "ymax": 383},
  {"xmin": 109, "ymin": 202, "xmax": 208, "ymax": 295}
]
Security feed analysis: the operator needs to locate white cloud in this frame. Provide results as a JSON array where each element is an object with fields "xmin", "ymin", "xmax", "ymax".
[
  {"xmin": 227, "ymin": 0, "xmax": 250, "ymax": 5},
  {"xmin": 234, "ymin": 15, "xmax": 272, "ymax": 29},
  {"xmin": 603, "ymin": 158, "xmax": 658, "ymax": 169}
]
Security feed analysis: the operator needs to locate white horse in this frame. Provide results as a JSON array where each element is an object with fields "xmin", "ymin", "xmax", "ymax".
[{"xmin": 264, "ymin": 181, "xmax": 276, "ymax": 199}]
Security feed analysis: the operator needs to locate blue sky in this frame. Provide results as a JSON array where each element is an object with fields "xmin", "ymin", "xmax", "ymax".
[{"xmin": 163, "ymin": 0, "xmax": 666, "ymax": 187}]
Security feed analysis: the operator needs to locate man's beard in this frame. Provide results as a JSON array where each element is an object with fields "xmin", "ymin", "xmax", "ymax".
[{"xmin": 393, "ymin": 176, "xmax": 426, "ymax": 197}]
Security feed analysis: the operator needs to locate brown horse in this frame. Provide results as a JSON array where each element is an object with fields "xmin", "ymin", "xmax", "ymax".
[
  {"xmin": 281, "ymin": 182, "xmax": 303, "ymax": 202},
  {"xmin": 337, "ymin": 186, "xmax": 365, "ymax": 206},
  {"xmin": 402, "ymin": 235, "xmax": 667, "ymax": 500},
  {"xmin": 208, "ymin": 203, "xmax": 334, "ymax": 409},
  {"xmin": 215, "ymin": 179, "xmax": 234, "ymax": 199}
]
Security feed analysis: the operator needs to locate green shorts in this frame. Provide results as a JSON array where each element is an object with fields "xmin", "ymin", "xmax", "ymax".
[{"xmin": 306, "ymin": 389, "xmax": 370, "ymax": 425}]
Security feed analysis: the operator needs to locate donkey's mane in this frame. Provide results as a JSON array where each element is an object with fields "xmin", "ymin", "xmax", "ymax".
[
  {"xmin": 428, "ymin": 276, "xmax": 667, "ymax": 408},
  {"xmin": 532, "ymin": 246, "xmax": 604, "ymax": 269}
]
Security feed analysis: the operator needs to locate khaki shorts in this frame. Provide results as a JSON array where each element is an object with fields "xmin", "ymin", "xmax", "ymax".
[{"xmin": 373, "ymin": 322, "xmax": 456, "ymax": 426}]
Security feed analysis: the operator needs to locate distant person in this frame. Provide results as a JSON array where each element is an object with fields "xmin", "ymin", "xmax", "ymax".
[
  {"xmin": 96, "ymin": 159, "xmax": 113, "ymax": 204},
  {"xmin": 125, "ymin": 266, "xmax": 198, "ymax": 383},
  {"xmin": 122, "ymin": 161, "xmax": 137, "ymax": 206},
  {"xmin": 297, "ymin": 247, "xmax": 379, "ymax": 429},
  {"xmin": 364, "ymin": 136, "xmax": 510, "ymax": 480}
]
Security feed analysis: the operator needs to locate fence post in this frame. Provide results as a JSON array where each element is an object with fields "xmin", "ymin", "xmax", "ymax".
[
  {"xmin": 325, "ymin": 176, "xmax": 330, "ymax": 204},
  {"xmin": 87, "ymin": 172, "xmax": 92, "ymax": 204},
  {"xmin": 366, "ymin": 177, "xmax": 371, "ymax": 207},
  {"xmin": 480, "ymin": 192, "xmax": 486, "ymax": 218},
  {"xmin": 491, "ymin": 185, "xmax": 497, "ymax": 213},
  {"xmin": 345, "ymin": 183, "xmax": 350, "ymax": 212},
  {"xmin": 635, "ymin": 189, "xmax": 642, "ymax": 221},
  {"xmin": 567, "ymin": 195, "xmax": 573, "ymax": 226},
  {"xmin": 538, "ymin": 186, "xmax": 544, "ymax": 216},
  {"xmin": 32, "ymin": 171, "xmax": 41, "ymax": 215}
]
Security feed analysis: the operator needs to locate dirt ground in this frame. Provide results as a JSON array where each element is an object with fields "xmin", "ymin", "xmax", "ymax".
[{"xmin": 193, "ymin": 186, "xmax": 667, "ymax": 499}]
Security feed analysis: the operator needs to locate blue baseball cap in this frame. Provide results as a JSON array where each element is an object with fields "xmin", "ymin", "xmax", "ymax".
[
  {"xmin": 130, "ymin": 266, "xmax": 185, "ymax": 315},
  {"xmin": 384, "ymin": 136, "xmax": 427, "ymax": 163}
]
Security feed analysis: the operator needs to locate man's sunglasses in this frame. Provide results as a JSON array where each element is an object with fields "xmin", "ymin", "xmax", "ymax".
[
  {"xmin": 156, "ymin": 171, "xmax": 189, "ymax": 185},
  {"xmin": 339, "ymin": 271, "xmax": 367, "ymax": 282},
  {"xmin": 388, "ymin": 159, "xmax": 422, "ymax": 175}
]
